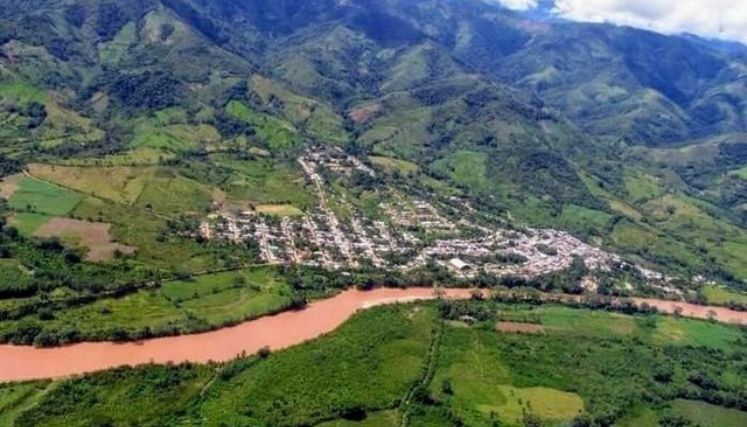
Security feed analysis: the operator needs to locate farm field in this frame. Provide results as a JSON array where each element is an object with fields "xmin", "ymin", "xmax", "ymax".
[
  {"xmin": 6, "ymin": 177, "xmax": 83, "ymax": 216},
  {"xmin": 702, "ymin": 285, "xmax": 747, "ymax": 306},
  {"xmin": 25, "ymin": 164, "xmax": 214, "ymax": 213},
  {"xmin": 369, "ymin": 156, "xmax": 420, "ymax": 176},
  {"xmin": 7, "ymin": 300, "xmax": 746, "ymax": 427},
  {"xmin": 255, "ymin": 203, "xmax": 305, "ymax": 217},
  {"xmin": 0, "ymin": 267, "xmax": 291, "ymax": 344},
  {"xmin": 26, "ymin": 164, "xmax": 149, "ymax": 205},
  {"xmin": 55, "ymin": 148, "xmax": 175, "ymax": 167},
  {"xmin": 34, "ymin": 218, "xmax": 135, "ymax": 262},
  {"xmin": 7, "ymin": 212, "xmax": 52, "ymax": 236},
  {"xmin": 206, "ymin": 155, "xmax": 314, "ymax": 209},
  {"xmin": 0, "ymin": 162, "xmax": 258, "ymax": 272}
]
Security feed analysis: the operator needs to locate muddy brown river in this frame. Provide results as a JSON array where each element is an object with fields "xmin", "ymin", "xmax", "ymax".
[{"xmin": 0, "ymin": 288, "xmax": 744, "ymax": 382}]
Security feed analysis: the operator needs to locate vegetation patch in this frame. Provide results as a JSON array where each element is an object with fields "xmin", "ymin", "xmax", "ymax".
[
  {"xmin": 431, "ymin": 150, "xmax": 489, "ymax": 191},
  {"xmin": 255, "ymin": 203, "xmax": 304, "ymax": 217},
  {"xmin": 129, "ymin": 122, "xmax": 220, "ymax": 153},
  {"xmin": 317, "ymin": 410, "xmax": 399, "ymax": 426},
  {"xmin": 7, "ymin": 212, "xmax": 52, "ymax": 236},
  {"xmin": 702, "ymin": 285, "xmax": 747, "ymax": 306},
  {"xmin": 27, "ymin": 164, "xmax": 148, "ymax": 205},
  {"xmin": 0, "ymin": 382, "xmax": 51, "ymax": 426},
  {"xmin": 34, "ymin": 218, "xmax": 136, "ymax": 262},
  {"xmin": 133, "ymin": 170, "xmax": 213, "ymax": 215},
  {"xmin": 729, "ymin": 165, "xmax": 747, "ymax": 180},
  {"xmin": 226, "ymin": 100, "xmax": 301, "ymax": 151},
  {"xmin": 496, "ymin": 321, "xmax": 545, "ymax": 334},
  {"xmin": 369, "ymin": 156, "xmax": 420, "ymax": 176},
  {"xmin": 208, "ymin": 155, "xmax": 313, "ymax": 209},
  {"xmin": 55, "ymin": 148, "xmax": 175, "ymax": 167},
  {"xmin": 672, "ymin": 399, "xmax": 747, "ymax": 427},
  {"xmin": 487, "ymin": 385, "xmax": 585, "ymax": 425},
  {"xmin": 624, "ymin": 170, "xmax": 665, "ymax": 202},
  {"xmin": 16, "ymin": 365, "xmax": 214, "ymax": 427},
  {"xmin": 651, "ymin": 316, "xmax": 745, "ymax": 351},
  {"xmin": 7, "ymin": 301, "xmax": 747, "ymax": 425},
  {"xmin": 160, "ymin": 267, "xmax": 291, "ymax": 326},
  {"xmin": 0, "ymin": 174, "xmax": 23, "ymax": 200},
  {"xmin": 195, "ymin": 305, "xmax": 436, "ymax": 426},
  {"xmin": 7, "ymin": 177, "xmax": 83, "ymax": 216}
]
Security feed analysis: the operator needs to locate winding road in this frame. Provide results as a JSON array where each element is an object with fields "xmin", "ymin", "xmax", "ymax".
[{"xmin": 0, "ymin": 288, "xmax": 744, "ymax": 382}]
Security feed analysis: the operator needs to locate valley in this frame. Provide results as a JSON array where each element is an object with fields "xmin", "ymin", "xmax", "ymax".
[
  {"xmin": 200, "ymin": 146, "xmax": 659, "ymax": 287},
  {"xmin": 0, "ymin": 0, "xmax": 746, "ymax": 425},
  {"xmin": 1, "ymin": 286, "xmax": 746, "ymax": 383},
  {"xmin": 0, "ymin": 293, "xmax": 745, "ymax": 426}
]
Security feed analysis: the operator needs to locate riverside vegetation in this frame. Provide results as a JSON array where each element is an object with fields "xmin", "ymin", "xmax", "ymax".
[{"xmin": 1, "ymin": 298, "xmax": 746, "ymax": 427}]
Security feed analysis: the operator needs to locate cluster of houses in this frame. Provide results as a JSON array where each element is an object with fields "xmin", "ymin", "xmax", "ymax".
[
  {"xmin": 198, "ymin": 148, "xmax": 661, "ymax": 284},
  {"xmin": 381, "ymin": 197, "xmax": 457, "ymax": 232}
]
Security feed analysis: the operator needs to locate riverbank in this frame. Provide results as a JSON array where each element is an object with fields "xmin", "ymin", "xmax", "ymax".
[{"xmin": 0, "ymin": 287, "xmax": 744, "ymax": 382}]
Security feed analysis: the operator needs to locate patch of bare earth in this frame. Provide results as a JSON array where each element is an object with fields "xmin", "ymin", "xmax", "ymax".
[
  {"xmin": 34, "ymin": 218, "xmax": 135, "ymax": 262},
  {"xmin": 0, "ymin": 173, "xmax": 23, "ymax": 199},
  {"xmin": 496, "ymin": 322, "xmax": 545, "ymax": 334},
  {"xmin": 348, "ymin": 104, "xmax": 381, "ymax": 124}
]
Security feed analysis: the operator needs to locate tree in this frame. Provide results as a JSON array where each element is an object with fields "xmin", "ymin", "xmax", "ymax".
[{"xmin": 257, "ymin": 346, "xmax": 271, "ymax": 358}]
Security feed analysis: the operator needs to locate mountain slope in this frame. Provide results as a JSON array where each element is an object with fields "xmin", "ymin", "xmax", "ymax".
[{"xmin": 0, "ymin": 0, "xmax": 745, "ymax": 284}]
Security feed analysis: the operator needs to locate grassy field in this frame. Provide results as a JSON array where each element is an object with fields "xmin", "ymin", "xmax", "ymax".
[
  {"xmin": 672, "ymin": 399, "xmax": 747, "ymax": 427},
  {"xmin": 623, "ymin": 169, "xmax": 665, "ymax": 203},
  {"xmin": 209, "ymin": 155, "xmax": 313, "ymax": 209},
  {"xmin": 702, "ymin": 285, "xmax": 747, "ymax": 306},
  {"xmin": 27, "ymin": 164, "xmax": 149, "ymax": 205},
  {"xmin": 250, "ymin": 75, "xmax": 349, "ymax": 145},
  {"xmin": 56, "ymin": 148, "xmax": 175, "ymax": 167},
  {"xmin": 431, "ymin": 150, "xmax": 489, "ymax": 192},
  {"xmin": 132, "ymin": 170, "xmax": 213, "ymax": 215},
  {"xmin": 0, "ymin": 259, "xmax": 32, "ymax": 288},
  {"xmin": 7, "ymin": 212, "xmax": 51, "ymax": 235},
  {"xmin": 255, "ymin": 203, "xmax": 305, "ymax": 217},
  {"xmin": 7, "ymin": 177, "xmax": 83, "ymax": 216},
  {"xmin": 369, "ymin": 156, "xmax": 420, "ymax": 176},
  {"xmin": 27, "ymin": 164, "xmax": 215, "ymax": 215},
  {"xmin": 559, "ymin": 204, "xmax": 614, "ymax": 230},
  {"xmin": 226, "ymin": 100, "xmax": 301, "ymax": 151},
  {"xmin": 161, "ymin": 267, "xmax": 291, "ymax": 325},
  {"xmin": 0, "ymin": 267, "xmax": 291, "ymax": 342},
  {"xmin": 10, "ymin": 301, "xmax": 747, "ymax": 426},
  {"xmin": 651, "ymin": 316, "xmax": 745, "ymax": 351},
  {"xmin": 129, "ymin": 121, "xmax": 220, "ymax": 153}
]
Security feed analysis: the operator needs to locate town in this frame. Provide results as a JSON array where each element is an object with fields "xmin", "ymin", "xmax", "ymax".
[{"xmin": 198, "ymin": 147, "xmax": 656, "ymax": 284}]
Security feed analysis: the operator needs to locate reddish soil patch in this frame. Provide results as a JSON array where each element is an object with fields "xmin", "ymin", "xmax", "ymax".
[
  {"xmin": 496, "ymin": 322, "xmax": 545, "ymax": 334},
  {"xmin": 0, "ymin": 173, "xmax": 23, "ymax": 199},
  {"xmin": 348, "ymin": 104, "xmax": 381, "ymax": 124},
  {"xmin": 34, "ymin": 218, "xmax": 135, "ymax": 262}
]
